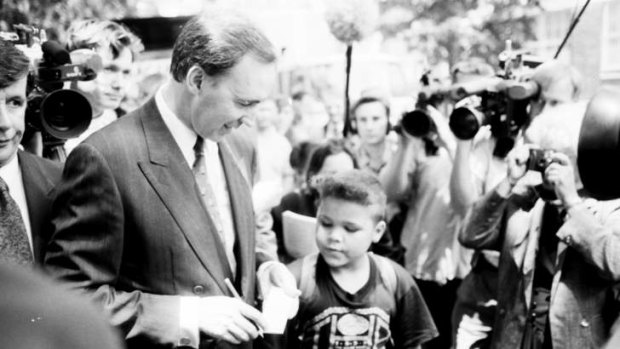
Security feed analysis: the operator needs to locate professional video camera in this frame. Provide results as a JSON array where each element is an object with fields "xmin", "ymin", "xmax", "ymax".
[
  {"xmin": 448, "ymin": 42, "xmax": 544, "ymax": 157},
  {"xmin": 2, "ymin": 24, "xmax": 98, "ymax": 161},
  {"xmin": 397, "ymin": 70, "xmax": 450, "ymax": 138}
]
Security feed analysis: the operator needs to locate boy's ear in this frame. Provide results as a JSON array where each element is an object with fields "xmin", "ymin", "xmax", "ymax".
[{"xmin": 372, "ymin": 220, "xmax": 387, "ymax": 243}]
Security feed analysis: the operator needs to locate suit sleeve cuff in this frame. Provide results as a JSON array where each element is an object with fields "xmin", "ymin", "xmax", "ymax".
[{"xmin": 179, "ymin": 296, "xmax": 201, "ymax": 347}]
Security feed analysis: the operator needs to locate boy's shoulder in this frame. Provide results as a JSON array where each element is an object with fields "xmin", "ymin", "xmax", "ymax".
[
  {"xmin": 371, "ymin": 254, "xmax": 418, "ymax": 293},
  {"xmin": 286, "ymin": 256, "xmax": 305, "ymax": 284},
  {"xmin": 289, "ymin": 252, "xmax": 416, "ymax": 298}
]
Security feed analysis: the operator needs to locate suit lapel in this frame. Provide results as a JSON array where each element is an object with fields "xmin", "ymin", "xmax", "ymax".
[
  {"xmin": 219, "ymin": 140, "xmax": 255, "ymax": 299},
  {"xmin": 18, "ymin": 151, "xmax": 56, "ymax": 262},
  {"xmin": 136, "ymin": 99, "xmax": 232, "ymax": 293}
]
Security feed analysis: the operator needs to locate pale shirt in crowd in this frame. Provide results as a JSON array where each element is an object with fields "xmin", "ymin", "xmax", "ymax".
[
  {"xmin": 254, "ymin": 128, "xmax": 293, "ymax": 212},
  {"xmin": 64, "ymin": 109, "xmax": 118, "ymax": 154},
  {"xmin": 0, "ymin": 155, "xmax": 33, "ymax": 251},
  {"xmin": 155, "ymin": 86, "xmax": 238, "ymax": 344},
  {"xmin": 468, "ymin": 133, "xmax": 511, "ymax": 269},
  {"xmin": 352, "ymin": 133, "xmax": 399, "ymax": 175},
  {"xmin": 401, "ymin": 142, "xmax": 471, "ymax": 284}
]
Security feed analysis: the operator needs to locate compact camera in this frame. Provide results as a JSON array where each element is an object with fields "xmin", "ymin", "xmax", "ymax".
[{"xmin": 526, "ymin": 148, "xmax": 555, "ymax": 173}]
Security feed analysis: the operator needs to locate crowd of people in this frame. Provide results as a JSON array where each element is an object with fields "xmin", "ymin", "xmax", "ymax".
[{"xmin": 1, "ymin": 4, "xmax": 620, "ymax": 349}]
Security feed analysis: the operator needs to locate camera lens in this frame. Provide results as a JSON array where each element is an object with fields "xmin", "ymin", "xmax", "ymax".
[
  {"xmin": 40, "ymin": 89, "xmax": 92, "ymax": 139},
  {"xmin": 449, "ymin": 107, "xmax": 484, "ymax": 140},
  {"xmin": 401, "ymin": 109, "xmax": 433, "ymax": 137}
]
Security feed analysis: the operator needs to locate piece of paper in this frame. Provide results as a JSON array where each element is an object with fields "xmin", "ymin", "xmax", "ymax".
[
  {"xmin": 262, "ymin": 286, "xmax": 299, "ymax": 334},
  {"xmin": 281, "ymin": 210, "xmax": 318, "ymax": 259}
]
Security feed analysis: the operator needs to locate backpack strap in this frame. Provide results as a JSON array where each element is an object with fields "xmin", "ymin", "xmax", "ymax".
[
  {"xmin": 299, "ymin": 253, "xmax": 319, "ymax": 299},
  {"xmin": 370, "ymin": 253, "xmax": 397, "ymax": 296}
]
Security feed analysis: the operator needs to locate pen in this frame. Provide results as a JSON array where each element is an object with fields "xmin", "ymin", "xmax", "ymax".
[{"xmin": 224, "ymin": 278, "xmax": 264, "ymax": 338}]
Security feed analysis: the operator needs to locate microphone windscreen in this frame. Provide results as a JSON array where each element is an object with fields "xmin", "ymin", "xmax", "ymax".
[{"xmin": 41, "ymin": 41, "xmax": 71, "ymax": 65}]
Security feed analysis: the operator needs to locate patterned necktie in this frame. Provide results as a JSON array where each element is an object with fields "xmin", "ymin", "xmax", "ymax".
[
  {"xmin": 0, "ymin": 177, "xmax": 33, "ymax": 265},
  {"xmin": 192, "ymin": 137, "xmax": 236, "ymax": 273}
]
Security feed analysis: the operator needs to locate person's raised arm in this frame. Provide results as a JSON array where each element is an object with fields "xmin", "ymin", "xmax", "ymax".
[
  {"xmin": 379, "ymin": 134, "xmax": 418, "ymax": 202},
  {"xmin": 459, "ymin": 144, "xmax": 529, "ymax": 250},
  {"xmin": 450, "ymin": 139, "xmax": 479, "ymax": 216},
  {"xmin": 547, "ymin": 153, "xmax": 620, "ymax": 281}
]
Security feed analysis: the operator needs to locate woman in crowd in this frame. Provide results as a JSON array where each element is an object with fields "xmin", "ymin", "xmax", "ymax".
[{"xmin": 271, "ymin": 139, "xmax": 357, "ymax": 262}]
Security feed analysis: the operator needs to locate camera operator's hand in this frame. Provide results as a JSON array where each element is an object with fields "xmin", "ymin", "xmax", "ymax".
[
  {"xmin": 497, "ymin": 144, "xmax": 534, "ymax": 197},
  {"xmin": 506, "ymin": 145, "xmax": 530, "ymax": 185},
  {"xmin": 425, "ymin": 105, "xmax": 456, "ymax": 158},
  {"xmin": 544, "ymin": 152, "xmax": 581, "ymax": 208}
]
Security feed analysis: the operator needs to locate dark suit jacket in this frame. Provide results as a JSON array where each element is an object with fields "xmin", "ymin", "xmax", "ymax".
[
  {"xmin": 0, "ymin": 264, "xmax": 123, "ymax": 349},
  {"xmin": 45, "ymin": 98, "xmax": 261, "ymax": 348},
  {"xmin": 16, "ymin": 150, "xmax": 62, "ymax": 263}
]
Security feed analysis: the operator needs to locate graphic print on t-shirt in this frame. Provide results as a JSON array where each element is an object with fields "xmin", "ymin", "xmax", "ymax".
[{"xmin": 302, "ymin": 306, "xmax": 391, "ymax": 349}]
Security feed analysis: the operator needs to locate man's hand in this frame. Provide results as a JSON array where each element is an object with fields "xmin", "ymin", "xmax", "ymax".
[
  {"xmin": 258, "ymin": 262, "xmax": 300, "ymax": 299},
  {"xmin": 506, "ymin": 144, "xmax": 530, "ymax": 185},
  {"xmin": 197, "ymin": 296, "xmax": 266, "ymax": 344},
  {"xmin": 495, "ymin": 144, "xmax": 538, "ymax": 198},
  {"xmin": 544, "ymin": 152, "xmax": 581, "ymax": 208},
  {"xmin": 257, "ymin": 261, "xmax": 300, "ymax": 323}
]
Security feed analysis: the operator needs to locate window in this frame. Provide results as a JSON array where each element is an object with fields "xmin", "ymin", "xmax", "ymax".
[
  {"xmin": 601, "ymin": 0, "xmax": 620, "ymax": 73},
  {"xmin": 528, "ymin": 9, "xmax": 572, "ymax": 60}
]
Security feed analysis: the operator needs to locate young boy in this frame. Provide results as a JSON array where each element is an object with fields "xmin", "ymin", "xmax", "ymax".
[{"xmin": 286, "ymin": 170, "xmax": 438, "ymax": 348}]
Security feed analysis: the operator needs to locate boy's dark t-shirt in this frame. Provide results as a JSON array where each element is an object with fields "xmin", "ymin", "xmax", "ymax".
[{"xmin": 289, "ymin": 254, "xmax": 438, "ymax": 348}]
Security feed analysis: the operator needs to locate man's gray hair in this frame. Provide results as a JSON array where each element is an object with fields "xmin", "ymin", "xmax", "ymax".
[{"xmin": 170, "ymin": 7, "xmax": 277, "ymax": 81}]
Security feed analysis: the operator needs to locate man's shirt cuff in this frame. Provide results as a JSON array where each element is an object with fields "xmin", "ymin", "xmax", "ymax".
[{"xmin": 179, "ymin": 296, "xmax": 201, "ymax": 347}]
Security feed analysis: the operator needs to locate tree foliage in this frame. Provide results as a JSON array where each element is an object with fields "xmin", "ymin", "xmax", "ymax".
[
  {"xmin": 1, "ymin": 0, "xmax": 139, "ymax": 42},
  {"xmin": 379, "ymin": 0, "xmax": 541, "ymax": 69}
]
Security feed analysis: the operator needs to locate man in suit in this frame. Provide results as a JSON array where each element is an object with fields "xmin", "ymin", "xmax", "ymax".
[
  {"xmin": 0, "ymin": 38, "xmax": 62, "ymax": 265},
  {"xmin": 460, "ymin": 102, "xmax": 620, "ymax": 348},
  {"xmin": 45, "ymin": 6, "xmax": 298, "ymax": 349}
]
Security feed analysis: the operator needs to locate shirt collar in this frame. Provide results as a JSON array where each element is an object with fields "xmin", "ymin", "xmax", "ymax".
[
  {"xmin": 155, "ymin": 84, "xmax": 198, "ymax": 167},
  {"xmin": 0, "ymin": 153, "xmax": 22, "ymax": 193}
]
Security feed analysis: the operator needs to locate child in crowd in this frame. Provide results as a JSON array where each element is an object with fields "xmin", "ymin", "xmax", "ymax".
[{"xmin": 286, "ymin": 170, "xmax": 438, "ymax": 348}]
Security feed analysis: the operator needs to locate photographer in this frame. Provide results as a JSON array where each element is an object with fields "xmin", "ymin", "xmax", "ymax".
[
  {"xmin": 349, "ymin": 96, "xmax": 394, "ymax": 175},
  {"xmin": 450, "ymin": 59, "xmax": 582, "ymax": 349},
  {"xmin": 63, "ymin": 19, "xmax": 142, "ymax": 154},
  {"xmin": 379, "ymin": 91, "xmax": 463, "ymax": 349},
  {"xmin": 460, "ymin": 102, "xmax": 620, "ymax": 349},
  {"xmin": 0, "ymin": 38, "xmax": 62, "ymax": 265}
]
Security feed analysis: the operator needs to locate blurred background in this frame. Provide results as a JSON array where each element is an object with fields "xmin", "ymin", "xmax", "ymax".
[{"xmin": 2, "ymin": 0, "xmax": 618, "ymax": 116}]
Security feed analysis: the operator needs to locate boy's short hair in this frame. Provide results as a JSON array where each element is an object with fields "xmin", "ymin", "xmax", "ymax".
[{"xmin": 316, "ymin": 169, "xmax": 387, "ymax": 222}]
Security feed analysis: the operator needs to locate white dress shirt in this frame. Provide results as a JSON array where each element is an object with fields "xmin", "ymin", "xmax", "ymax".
[
  {"xmin": 156, "ymin": 85, "xmax": 245, "ymax": 346},
  {"xmin": 155, "ymin": 87, "xmax": 236, "ymax": 271},
  {"xmin": 154, "ymin": 85, "xmax": 284, "ymax": 347},
  {"xmin": 0, "ymin": 154, "xmax": 33, "ymax": 251}
]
